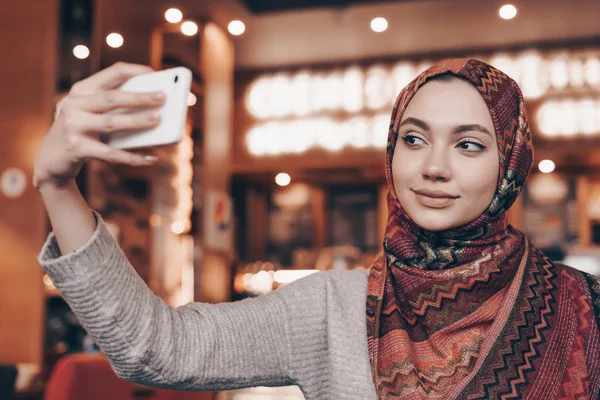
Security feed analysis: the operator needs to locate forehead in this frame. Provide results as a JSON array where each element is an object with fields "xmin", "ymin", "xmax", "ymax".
[{"xmin": 402, "ymin": 78, "xmax": 494, "ymax": 130}]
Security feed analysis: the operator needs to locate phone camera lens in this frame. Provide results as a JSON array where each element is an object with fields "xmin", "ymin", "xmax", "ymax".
[{"xmin": 174, "ymin": 75, "xmax": 179, "ymax": 83}]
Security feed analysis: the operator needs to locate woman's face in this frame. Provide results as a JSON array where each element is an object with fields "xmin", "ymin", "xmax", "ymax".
[{"xmin": 392, "ymin": 77, "xmax": 499, "ymax": 232}]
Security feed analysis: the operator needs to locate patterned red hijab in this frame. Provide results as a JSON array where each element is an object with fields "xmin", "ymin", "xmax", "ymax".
[{"xmin": 366, "ymin": 58, "xmax": 600, "ymax": 399}]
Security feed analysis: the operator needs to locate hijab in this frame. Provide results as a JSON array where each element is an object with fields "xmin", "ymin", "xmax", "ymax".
[{"xmin": 366, "ymin": 58, "xmax": 600, "ymax": 399}]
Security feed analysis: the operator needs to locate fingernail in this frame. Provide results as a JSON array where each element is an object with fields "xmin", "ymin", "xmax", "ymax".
[
  {"xmin": 149, "ymin": 111, "xmax": 161, "ymax": 121},
  {"xmin": 144, "ymin": 155, "xmax": 158, "ymax": 162},
  {"xmin": 153, "ymin": 92, "xmax": 166, "ymax": 101}
]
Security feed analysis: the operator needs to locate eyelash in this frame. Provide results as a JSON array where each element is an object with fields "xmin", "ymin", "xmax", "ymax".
[{"xmin": 401, "ymin": 134, "xmax": 487, "ymax": 152}]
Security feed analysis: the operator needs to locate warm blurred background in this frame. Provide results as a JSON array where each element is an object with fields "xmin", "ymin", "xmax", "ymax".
[{"xmin": 1, "ymin": 0, "xmax": 600, "ymax": 399}]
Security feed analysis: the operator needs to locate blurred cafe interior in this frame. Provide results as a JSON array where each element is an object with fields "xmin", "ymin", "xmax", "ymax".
[{"xmin": 2, "ymin": 0, "xmax": 600, "ymax": 398}]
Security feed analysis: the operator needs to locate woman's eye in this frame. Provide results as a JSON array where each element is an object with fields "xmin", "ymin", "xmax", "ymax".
[
  {"xmin": 401, "ymin": 134, "xmax": 426, "ymax": 146},
  {"xmin": 457, "ymin": 140, "xmax": 486, "ymax": 152}
]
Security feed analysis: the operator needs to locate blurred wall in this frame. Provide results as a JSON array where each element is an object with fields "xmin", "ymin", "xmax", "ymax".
[{"xmin": 0, "ymin": 0, "xmax": 57, "ymax": 364}]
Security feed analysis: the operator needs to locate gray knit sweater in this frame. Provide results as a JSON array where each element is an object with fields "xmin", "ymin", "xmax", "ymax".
[{"xmin": 38, "ymin": 213, "xmax": 377, "ymax": 399}]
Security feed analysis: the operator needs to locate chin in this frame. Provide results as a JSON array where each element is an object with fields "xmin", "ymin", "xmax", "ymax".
[
  {"xmin": 407, "ymin": 208, "xmax": 461, "ymax": 232},
  {"xmin": 413, "ymin": 218, "xmax": 455, "ymax": 232}
]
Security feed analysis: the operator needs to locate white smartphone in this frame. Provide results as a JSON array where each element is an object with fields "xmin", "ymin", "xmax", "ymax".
[{"xmin": 106, "ymin": 66, "xmax": 192, "ymax": 149}]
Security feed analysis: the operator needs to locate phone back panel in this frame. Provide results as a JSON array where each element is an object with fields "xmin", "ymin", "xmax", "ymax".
[{"xmin": 107, "ymin": 67, "xmax": 192, "ymax": 149}]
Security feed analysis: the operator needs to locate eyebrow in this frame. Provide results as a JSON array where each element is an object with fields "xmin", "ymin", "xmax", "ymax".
[
  {"xmin": 399, "ymin": 117, "xmax": 429, "ymax": 131},
  {"xmin": 452, "ymin": 124, "xmax": 493, "ymax": 137},
  {"xmin": 399, "ymin": 117, "xmax": 493, "ymax": 137}
]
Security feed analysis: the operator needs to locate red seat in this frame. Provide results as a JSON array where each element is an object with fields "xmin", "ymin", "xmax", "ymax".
[{"xmin": 44, "ymin": 353, "xmax": 215, "ymax": 400}]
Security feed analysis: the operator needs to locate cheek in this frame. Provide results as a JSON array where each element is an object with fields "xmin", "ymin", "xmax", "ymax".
[
  {"xmin": 456, "ymin": 155, "xmax": 499, "ymax": 199},
  {"xmin": 391, "ymin": 148, "xmax": 419, "ymax": 193}
]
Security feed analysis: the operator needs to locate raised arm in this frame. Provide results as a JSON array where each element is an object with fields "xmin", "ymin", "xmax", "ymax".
[
  {"xmin": 39, "ymin": 212, "xmax": 295, "ymax": 391},
  {"xmin": 33, "ymin": 62, "xmax": 329, "ymax": 393},
  {"xmin": 34, "ymin": 62, "xmax": 162, "ymax": 253}
]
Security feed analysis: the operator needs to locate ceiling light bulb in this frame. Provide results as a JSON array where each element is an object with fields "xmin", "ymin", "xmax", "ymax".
[
  {"xmin": 181, "ymin": 21, "xmax": 198, "ymax": 36},
  {"xmin": 228, "ymin": 20, "xmax": 246, "ymax": 36},
  {"xmin": 275, "ymin": 173, "xmax": 291, "ymax": 186},
  {"xmin": 187, "ymin": 92, "xmax": 197, "ymax": 107},
  {"xmin": 106, "ymin": 33, "xmax": 124, "ymax": 48},
  {"xmin": 539, "ymin": 159, "xmax": 556, "ymax": 173},
  {"xmin": 499, "ymin": 4, "xmax": 517, "ymax": 20},
  {"xmin": 165, "ymin": 8, "xmax": 183, "ymax": 23},
  {"xmin": 370, "ymin": 17, "xmax": 388, "ymax": 33},
  {"xmin": 73, "ymin": 45, "xmax": 90, "ymax": 59}
]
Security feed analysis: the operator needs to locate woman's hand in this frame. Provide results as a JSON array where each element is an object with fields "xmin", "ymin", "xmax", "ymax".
[{"xmin": 33, "ymin": 62, "xmax": 166, "ymax": 190}]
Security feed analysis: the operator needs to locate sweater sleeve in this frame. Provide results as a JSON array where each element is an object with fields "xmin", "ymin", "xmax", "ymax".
[{"xmin": 38, "ymin": 212, "xmax": 310, "ymax": 391}]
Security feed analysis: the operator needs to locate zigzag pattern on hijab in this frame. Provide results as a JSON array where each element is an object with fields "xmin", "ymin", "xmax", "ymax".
[{"xmin": 367, "ymin": 58, "xmax": 600, "ymax": 399}]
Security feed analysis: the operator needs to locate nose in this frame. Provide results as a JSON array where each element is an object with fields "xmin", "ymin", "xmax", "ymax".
[{"xmin": 421, "ymin": 146, "xmax": 451, "ymax": 182}]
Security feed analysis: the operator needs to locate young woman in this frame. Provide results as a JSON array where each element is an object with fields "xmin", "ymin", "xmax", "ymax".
[{"xmin": 35, "ymin": 59, "xmax": 600, "ymax": 399}]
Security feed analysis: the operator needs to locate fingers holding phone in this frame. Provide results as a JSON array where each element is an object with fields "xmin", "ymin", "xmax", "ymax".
[
  {"xmin": 71, "ymin": 89, "xmax": 166, "ymax": 113},
  {"xmin": 33, "ymin": 62, "xmax": 170, "ymax": 190}
]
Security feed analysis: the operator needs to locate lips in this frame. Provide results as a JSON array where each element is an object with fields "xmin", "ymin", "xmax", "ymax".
[
  {"xmin": 412, "ymin": 189, "xmax": 459, "ymax": 199},
  {"xmin": 412, "ymin": 189, "xmax": 459, "ymax": 209}
]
